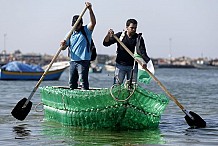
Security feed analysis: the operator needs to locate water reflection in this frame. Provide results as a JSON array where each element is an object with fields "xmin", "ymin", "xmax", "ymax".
[
  {"xmin": 13, "ymin": 124, "xmax": 31, "ymax": 139},
  {"xmin": 41, "ymin": 121, "xmax": 166, "ymax": 145}
]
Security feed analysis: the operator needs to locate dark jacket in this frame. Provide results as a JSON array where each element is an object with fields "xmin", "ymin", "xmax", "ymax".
[{"xmin": 103, "ymin": 31, "xmax": 150, "ymax": 66}]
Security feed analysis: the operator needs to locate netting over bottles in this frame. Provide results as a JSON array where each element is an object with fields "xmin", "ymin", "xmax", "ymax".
[{"xmin": 39, "ymin": 85, "xmax": 169, "ymax": 130}]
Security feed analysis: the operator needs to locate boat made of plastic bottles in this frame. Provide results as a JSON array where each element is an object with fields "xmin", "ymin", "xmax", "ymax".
[{"xmin": 39, "ymin": 84, "xmax": 169, "ymax": 130}]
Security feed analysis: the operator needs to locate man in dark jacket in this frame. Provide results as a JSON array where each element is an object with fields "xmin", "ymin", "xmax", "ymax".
[{"xmin": 103, "ymin": 19, "xmax": 150, "ymax": 84}]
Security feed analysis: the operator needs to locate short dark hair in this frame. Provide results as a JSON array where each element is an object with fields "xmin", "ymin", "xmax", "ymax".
[
  {"xmin": 72, "ymin": 15, "xmax": 83, "ymax": 26},
  {"xmin": 126, "ymin": 19, "xmax": 137, "ymax": 27}
]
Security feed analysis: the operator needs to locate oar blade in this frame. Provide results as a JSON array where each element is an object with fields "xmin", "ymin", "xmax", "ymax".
[
  {"xmin": 185, "ymin": 111, "xmax": 206, "ymax": 128},
  {"xmin": 11, "ymin": 98, "xmax": 32, "ymax": 121}
]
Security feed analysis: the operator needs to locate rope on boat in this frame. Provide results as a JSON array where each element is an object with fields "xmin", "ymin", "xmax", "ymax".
[
  {"xmin": 62, "ymin": 95, "xmax": 67, "ymax": 110},
  {"xmin": 110, "ymin": 81, "xmax": 136, "ymax": 102},
  {"xmin": 34, "ymin": 102, "xmax": 44, "ymax": 112}
]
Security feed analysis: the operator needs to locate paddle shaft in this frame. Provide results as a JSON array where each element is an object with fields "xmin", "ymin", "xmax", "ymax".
[
  {"xmin": 23, "ymin": 6, "xmax": 88, "ymax": 107},
  {"xmin": 113, "ymin": 35, "xmax": 193, "ymax": 118}
]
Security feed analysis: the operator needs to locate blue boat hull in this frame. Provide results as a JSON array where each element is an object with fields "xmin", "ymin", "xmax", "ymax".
[{"xmin": 0, "ymin": 68, "xmax": 66, "ymax": 80}]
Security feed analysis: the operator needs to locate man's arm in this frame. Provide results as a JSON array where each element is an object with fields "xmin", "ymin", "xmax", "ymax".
[
  {"xmin": 137, "ymin": 37, "xmax": 150, "ymax": 63},
  {"xmin": 86, "ymin": 2, "xmax": 96, "ymax": 31},
  {"xmin": 103, "ymin": 29, "xmax": 115, "ymax": 46}
]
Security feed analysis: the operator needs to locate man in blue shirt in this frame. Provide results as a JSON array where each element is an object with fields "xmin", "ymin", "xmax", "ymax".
[{"xmin": 61, "ymin": 2, "xmax": 96, "ymax": 90}]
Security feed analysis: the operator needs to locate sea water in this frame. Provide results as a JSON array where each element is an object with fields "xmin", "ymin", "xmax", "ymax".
[{"xmin": 0, "ymin": 68, "xmax": 218, "ymax": 145}]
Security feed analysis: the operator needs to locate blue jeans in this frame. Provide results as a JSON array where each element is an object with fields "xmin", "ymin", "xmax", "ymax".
[
  {"xmin": 114, "ymin": 63, "xmax": 138, "ymax": 84},
  {"xmin": 69, "ymin": 60, "xmax": 90, "ymax": 89}
]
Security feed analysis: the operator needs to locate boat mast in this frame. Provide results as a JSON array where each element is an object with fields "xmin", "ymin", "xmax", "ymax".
[
  {"xmin": 4, "ymin": 33, "xmax": 7, "ymax": 51},
  {"xmin": 169, "ymin": 37, "xmax": 172, "ymax": 64},
  {"xmin": 3, "ymin": 33, "xmax": 7, "ymax": 62}
]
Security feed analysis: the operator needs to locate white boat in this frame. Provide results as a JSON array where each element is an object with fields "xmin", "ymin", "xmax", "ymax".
[
  {"xmin": 104, "ymin": 64, "xmax": 115, "ymax": 72},
  {"xmin": 42, "ymin": 61, "xmax": 70, "ymax": 71},
  {"xmin": 193, "ymin": 60, "xmax": 218, "ymax": 69}
]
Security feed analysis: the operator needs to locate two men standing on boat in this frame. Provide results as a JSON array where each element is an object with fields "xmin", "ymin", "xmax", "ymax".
[
  {"xmin": 61, "ymin": 2, "xmax": 150, "ymax": 89},
  {"xmin": 61, "ymin": 2, "xmax": 96, "ymax": 90}
]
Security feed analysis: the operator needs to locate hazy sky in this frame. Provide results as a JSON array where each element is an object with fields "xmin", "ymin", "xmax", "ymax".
[{"xmin": 1, "ymin": 0, "xmax": 218, "ymax": 59}]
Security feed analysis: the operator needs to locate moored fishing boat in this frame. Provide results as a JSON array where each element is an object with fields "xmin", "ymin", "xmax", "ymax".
[
  {"xmin": 104, "ymin": 60, "xmax": 115, "ymax": 72},
  {"xmin": 89, "ymin": 64, "xmax": 103, "ymax": 73},
  {"xmin": 39, "ymin": 84, "xmax": 169, "ymax": 130},
  {"xmin": 192, "ymin": 60, "xmax": 218, "ymax": 69},
  {"xmin": 0, "ymin": 61, "xmax": 69, "ymax": 80},
  {"xmin": 104, "ymin": 64, "xmax": 115, "ymax": 72}
]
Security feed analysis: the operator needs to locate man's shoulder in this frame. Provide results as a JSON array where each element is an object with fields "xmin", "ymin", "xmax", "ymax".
[
  {"xmin": 82, "ymin": 25, "xmax": 88, "ymax": 32},
  {"xmin": 134, "ymin": 32, "xmax": 141, "ymax": 37},
  {"xmin": 81, "ymin": 25, "xmax": 92, "ymax": 36},
  {"xmin": 116, "ymin": 32, "xmax": 122, "ymax": 37},
  {"xmin": 85, "ymin": 25, "xmax": 93, "ymax": 34}
]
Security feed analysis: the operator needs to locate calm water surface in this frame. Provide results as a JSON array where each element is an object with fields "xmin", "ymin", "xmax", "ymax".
[{"xmin": 0, "ymin": 68, "xmax": 218, "ymax": 145}]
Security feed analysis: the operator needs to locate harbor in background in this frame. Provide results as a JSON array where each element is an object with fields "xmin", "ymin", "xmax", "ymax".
[{"xmin": 1, "ymin": 49, "xmax": 218, "ymax": 69}]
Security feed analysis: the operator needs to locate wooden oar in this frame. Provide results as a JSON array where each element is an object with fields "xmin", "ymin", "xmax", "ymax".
[
  {"xmin": 11, "ymin": 6, "xmax": 88, "ymax": 121},
  {"xmin": 113, "ymin": 34, "xmax": 206, "ymax": 128}
]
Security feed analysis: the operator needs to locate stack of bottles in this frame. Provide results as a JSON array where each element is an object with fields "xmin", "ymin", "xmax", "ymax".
[{"xmin": 39, "ymin": 85, "xmax": 169, "ymax": 130}]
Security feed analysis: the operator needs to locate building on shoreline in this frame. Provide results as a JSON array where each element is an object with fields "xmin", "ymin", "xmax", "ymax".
[
  {"xmin": 1, "ymin": 50, "xmax": 218, "ymax": 68},
  {"xmin": 0, "ymin": 50, "xmax": 69, "ymax": 66}
]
